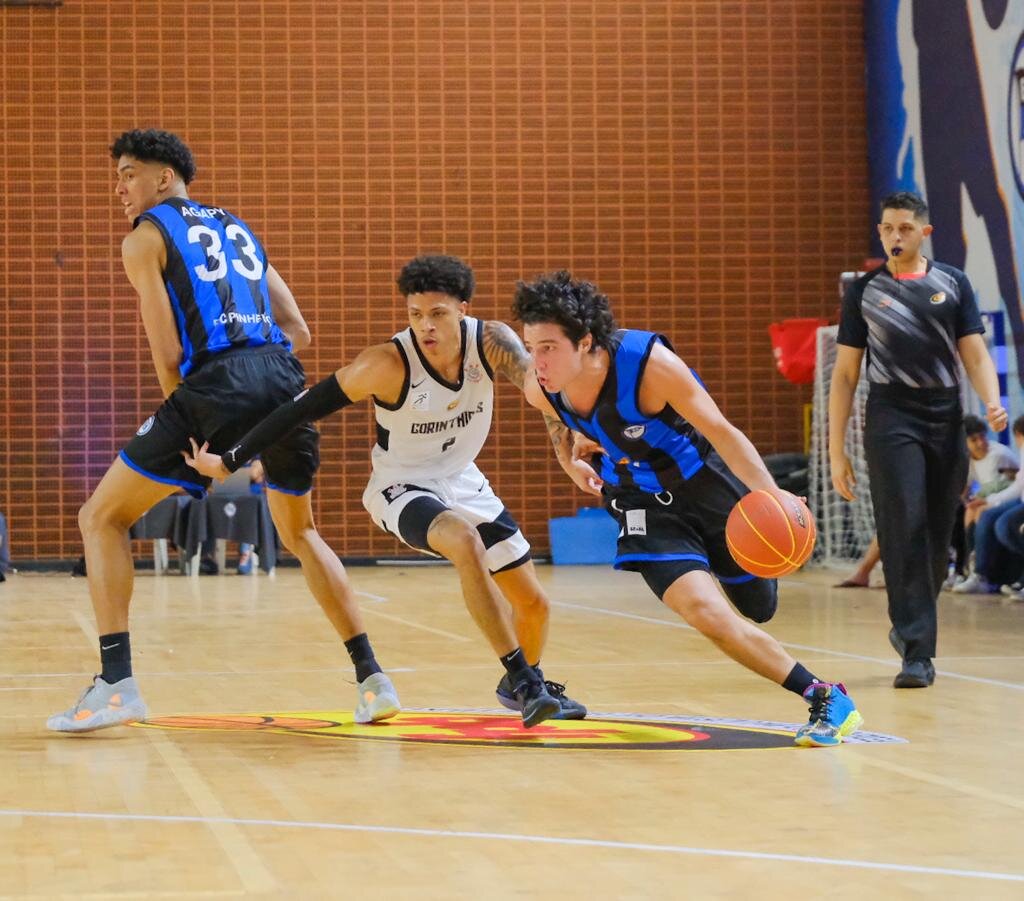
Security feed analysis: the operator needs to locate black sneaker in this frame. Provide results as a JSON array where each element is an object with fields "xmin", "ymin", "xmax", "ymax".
[
  {"xmin": 893, "ymin": 658, "xmax": 935, "ymax": 688},
  {"xmin": 511, "ymin": 673, "xmax": 560, "ymax": 728},
  {"xmin": 496, "ymin": 668, "xmax": 588, "ymax": 720}
]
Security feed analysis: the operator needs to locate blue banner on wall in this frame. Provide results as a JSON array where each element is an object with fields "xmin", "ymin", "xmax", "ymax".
[{"xmin": 866, "ymin": 0, "xmax": 1024, "ymax": 411}]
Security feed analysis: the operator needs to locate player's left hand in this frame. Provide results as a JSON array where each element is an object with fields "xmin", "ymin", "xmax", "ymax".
[
  {"xmin": 986, "ymin": 403, "xmax": 1008, "ymax": 433},
  {"xmin": 182, "ymin": 438, "xmax": 229, "ymax": 480}
]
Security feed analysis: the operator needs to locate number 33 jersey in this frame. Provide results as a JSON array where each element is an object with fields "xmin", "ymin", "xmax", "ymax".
[
  {"xmin": 136, "ymin": 197, "xmax": 290, "ymax": 376},
  {"xmin": 371, "ymin": 316, "xmax": 495, "ymax": 484}
]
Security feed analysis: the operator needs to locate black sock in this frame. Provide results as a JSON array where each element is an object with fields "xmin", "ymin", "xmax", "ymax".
[
  {"xmin": 99, "ymin": 632, "xmax": 132, "ymax": 684},
  {"xmin": 499, "ymin": 648, "xmax": 535, "ymax": 684},
  {"xmin": 344, "ymin": 633, "xmax": 382, "ymax": 683},
  {"xmin": 782, "ymin": 662, "xmax": 819, "ymax": 696}
]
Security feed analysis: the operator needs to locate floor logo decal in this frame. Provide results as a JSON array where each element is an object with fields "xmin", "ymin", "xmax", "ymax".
[{"xmin": 134, "ymin": 708, "xmax": 904, "ymax": 750}]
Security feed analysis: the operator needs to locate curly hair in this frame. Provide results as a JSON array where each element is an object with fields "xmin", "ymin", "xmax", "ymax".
[
  {"xmin": 511, "ymin": 271, "xmax": 617, "ymax": 350},
  {"xmin": 110, "ymin": 129, "xmax": 197, "ymax": 185},
  {"xmin": 397, "ymin": 255, "xmax": 475, "ymax": 302},
  {"xmin": 881, "ymin": 190, "xmax": 928, "ymax": 221}
]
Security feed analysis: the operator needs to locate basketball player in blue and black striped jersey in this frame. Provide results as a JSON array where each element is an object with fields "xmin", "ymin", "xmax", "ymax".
[
  {"xmin": 830, "ymin": 191, "xmax": 1007, "ymax": 689},
  {"xmin": 48, "ymin": 129, "xmax": 399, "ymax": 732},
  {"xmin": 513, "ymin": 272, "xmax": 863, "ymax": 747}
]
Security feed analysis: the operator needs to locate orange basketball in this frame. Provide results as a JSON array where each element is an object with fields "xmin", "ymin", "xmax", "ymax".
[{"xmin": 725, "ymin": 488, "xmax": 816, "ymax": 578}]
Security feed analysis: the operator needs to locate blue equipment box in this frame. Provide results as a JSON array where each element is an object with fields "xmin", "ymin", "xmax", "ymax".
[{"xmin": 548, "ymin": 507, "xmax": 619, "ymax": 565}]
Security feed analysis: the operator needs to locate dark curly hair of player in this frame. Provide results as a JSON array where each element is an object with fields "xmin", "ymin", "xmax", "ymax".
[
  {"xmin": 396, "ymin": 254, "xmax": 475, "ymax": 302},
  {"xmin": 110, "ymin": 129, "xmax": 197, "ymax": 185},
  {"xmin": 512, "ymin": 270, "xmax": 618, "ymax": 350}
]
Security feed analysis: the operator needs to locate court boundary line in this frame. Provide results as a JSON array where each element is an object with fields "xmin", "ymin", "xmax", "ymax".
[{"xmin": 0, "ymin": 809, "xmax": 1020, "ymax": 884}]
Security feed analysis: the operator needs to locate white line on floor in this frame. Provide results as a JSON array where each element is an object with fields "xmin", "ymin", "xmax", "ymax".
[{"xmin": 0, "ymin": 809, "xmax": 1019, "ymax": 884}]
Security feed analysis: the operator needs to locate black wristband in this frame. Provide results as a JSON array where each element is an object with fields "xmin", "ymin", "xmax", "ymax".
[{"xmin": 222, "ymin": 375, "xmax": 352, "ymax": 472}]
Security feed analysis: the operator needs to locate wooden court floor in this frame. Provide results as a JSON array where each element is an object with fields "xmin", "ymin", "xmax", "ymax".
[{"xmin": 1, "ymin": 562, "xmax": 1022, "ymax": 899}]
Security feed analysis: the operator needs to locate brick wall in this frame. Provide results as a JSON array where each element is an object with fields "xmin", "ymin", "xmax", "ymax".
[{"xmin": 0, "ymin": 0, "xmax": 868, "ymax": 559}]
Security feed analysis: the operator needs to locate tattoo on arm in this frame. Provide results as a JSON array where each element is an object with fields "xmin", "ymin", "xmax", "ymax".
[
  {"xmin": 543, "ymin": 413, "xmax": 572, "ymax": 464},
  {"xmin": 483, "ymin": 320, "xmax": 531, "ymax": 390}
]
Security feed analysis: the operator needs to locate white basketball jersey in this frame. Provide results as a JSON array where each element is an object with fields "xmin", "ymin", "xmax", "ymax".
[{"xmin": 371, "ymin": 316, "xmax": 494, "ymax": 483}]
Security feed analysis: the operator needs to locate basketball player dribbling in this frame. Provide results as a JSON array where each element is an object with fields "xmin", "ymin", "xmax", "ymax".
[
  {"xmin": 48, "ymin": 129, "xmax": 399, "ymax": 732},
  {"xmin": 185, "ymin": 255, "xmax": 587, "ymax": 728},
  {"xmin": 512, "ymin": 271, "xmax": 863, "ymax": 747}
]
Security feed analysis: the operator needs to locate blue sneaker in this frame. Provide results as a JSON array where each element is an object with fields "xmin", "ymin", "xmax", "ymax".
[
  {"xmin": 496, "ymin": 667, "xmax": 587, "ymax": 720},
  {"xmin": 794, "ymin": 682, "xmax": 863, "ymax": 747}
]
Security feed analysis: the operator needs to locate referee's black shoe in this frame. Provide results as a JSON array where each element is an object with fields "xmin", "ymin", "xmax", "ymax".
[{"xmin": 894, "ymin": 658, "xmax": 935, "ymax": 688}]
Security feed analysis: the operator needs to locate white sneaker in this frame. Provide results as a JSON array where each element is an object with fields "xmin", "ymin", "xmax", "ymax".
[
  {"xmin": 952, "ymin": 573, "xmax": 999, "ymax": 594},
  {"xmin": 47, "ymin": 676, "xmax": 148, "ymax": 732},
  {"xmin": 353, "ymin": 672, "xmax": 401, "ymax": 724}
]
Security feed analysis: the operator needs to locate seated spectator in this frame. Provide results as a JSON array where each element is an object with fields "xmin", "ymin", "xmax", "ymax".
[
  {"xmin": 962, "ymin": 413, "xmax": 1019, "ymax": 529},
  {"xmin": 954, "ymin": 415, "xmax": 1024, "ymax": 594}
]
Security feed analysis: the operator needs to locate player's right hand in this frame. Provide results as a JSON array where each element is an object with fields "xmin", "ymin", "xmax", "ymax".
[
  {"xmin": 568, "ymin": 459, "xmax": 604, "ymax": 497},
  {"xmin": 830, "ymin": 453, "xmax": 856, "ymax": 501}
]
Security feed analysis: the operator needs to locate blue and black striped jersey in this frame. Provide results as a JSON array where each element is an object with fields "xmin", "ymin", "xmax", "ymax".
[
  {"xmin": 544, "ymin": 329, "xmax": 712, "ymax": 493},
  {"xmin": 136, "ymin": 197, "xmax": 290, "ymax": 376}
]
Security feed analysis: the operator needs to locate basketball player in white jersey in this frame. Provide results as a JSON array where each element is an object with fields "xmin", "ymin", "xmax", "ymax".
[{"xmin": 184, "ymin": 255, "xmax": 588, "ymax": 727}]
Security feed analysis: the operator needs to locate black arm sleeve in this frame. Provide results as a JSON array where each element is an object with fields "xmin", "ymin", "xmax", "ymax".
[{"xmin": 222, "ymin": 375, "xmax": 352, "ymax": 472}]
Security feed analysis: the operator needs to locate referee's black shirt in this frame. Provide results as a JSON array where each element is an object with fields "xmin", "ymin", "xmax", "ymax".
[{"xmin": 837, "ymin": 261, "xmax": 984, "ymax": 388}]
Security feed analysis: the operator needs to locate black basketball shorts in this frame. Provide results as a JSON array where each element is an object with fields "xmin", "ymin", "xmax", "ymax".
[
  {"xmin": 120, "ymin": 345, "xmax": 320, "ymax": 498},
  {"xmin": 602, "ymin": 452, "xmax": 778, "ymax": 622}
]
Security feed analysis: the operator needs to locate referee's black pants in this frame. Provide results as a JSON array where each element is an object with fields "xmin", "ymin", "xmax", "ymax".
[{"xmin": 864, "ymin": 384, "xmax": 967, "ymax": 661}]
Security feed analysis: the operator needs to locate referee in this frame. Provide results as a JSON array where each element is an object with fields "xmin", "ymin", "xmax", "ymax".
[{"xmin": 829, "ymin": 191, "xmax": 1007, "ymax": 688}]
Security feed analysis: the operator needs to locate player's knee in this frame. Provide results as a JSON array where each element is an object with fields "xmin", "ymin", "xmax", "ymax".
[
  {"xmin": 676, "ymin": 595, "xmax": 734, "ymax": 642},
  {"xmin": 78, "ymin": 497, "xmax": 125, "ymax": 535},
  {"xmin": 77, "ymin": 500, "xmax": 94, "ymax": 537},
  {"xmin": 276, "ymin": 522, "xmax": 316, "ymax": 555},
  {"xmin": 510, "ymin": 585, "xmax": 549, "ymax": 618},
  {"xmin": 448, "ymin": 533, "xmax": 488, "ymax": 568},
  {"xmin": 429, "ymin": 515, "xmax": 485, "ymax": 564}
]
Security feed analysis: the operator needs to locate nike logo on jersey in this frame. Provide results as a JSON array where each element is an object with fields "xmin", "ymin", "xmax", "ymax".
[{"xmin": 411, "ymin": 378, "xmax": 426, "ymax": 389}]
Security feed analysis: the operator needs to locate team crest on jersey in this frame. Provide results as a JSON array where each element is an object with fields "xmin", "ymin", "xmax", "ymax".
[
  {"xmin": 929, "ymin": 292, "xmax": 947, "ymax": 305},
  {"xmin": 136, "ymin": 416, "xmax": 155, "ymax": 437},
  {"xmin": 622, "ymin": 424, "xmax": 646, "ymax": 440},
  {"xmin": 411, "ymin": 390, "xmax": 430, "ymax": 411},
  {"xmin": 465, "ymin": 363, "xmax": 482, "ymax": 383},
  {"xmin": 382, "ymin": 484, "xmax": 411, "ymax": 503}
]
